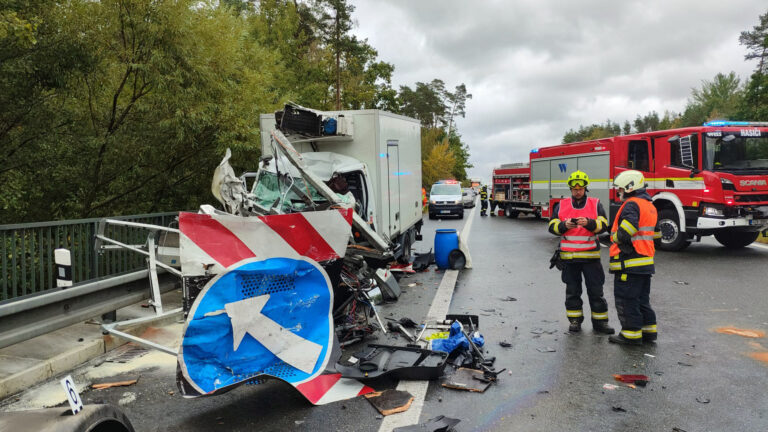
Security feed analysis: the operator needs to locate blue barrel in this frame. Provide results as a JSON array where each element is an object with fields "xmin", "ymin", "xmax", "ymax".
[{"xmin": 434, "ymin": 229, "xmax": 458, "ymax": 269}]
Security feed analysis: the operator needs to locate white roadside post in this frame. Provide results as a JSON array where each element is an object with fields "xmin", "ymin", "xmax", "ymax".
[{"xmin": 54, "ymin": 248, "xmax": 73, "ymax": 288}]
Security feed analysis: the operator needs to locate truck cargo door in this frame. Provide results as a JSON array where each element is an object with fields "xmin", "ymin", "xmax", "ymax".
[{"xmin": 387, "ymin": 140, "xmax": 400, "ymax": 235}]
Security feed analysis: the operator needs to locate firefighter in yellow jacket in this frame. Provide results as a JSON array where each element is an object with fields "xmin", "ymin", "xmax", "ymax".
[
  {"xmin": 548, "ymin": 170, "xmax": 615, "ymax": 334},
  {"xmin": 608, "ymin": 170, "xmax": 660, "ymax": 345}
]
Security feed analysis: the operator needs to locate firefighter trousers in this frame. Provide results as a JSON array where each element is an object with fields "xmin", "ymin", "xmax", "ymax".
[
  {"xmin": 614, "ymin": 273, "xmax": 656, "ymax": 336},
  {"xmin": 481, "ymin": 200, "xmax": 488, "ymax": 212},
  {"xmin": 562, "ymin": 260, "xmax": 608, "ymax": 322}
]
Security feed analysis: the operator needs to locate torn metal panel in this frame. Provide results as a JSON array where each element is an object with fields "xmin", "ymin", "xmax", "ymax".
[
  {"xmin": 270, "ymin": 129, "xmax": 391, "ymax": 253},
  {"xmin": 176, "ymin": 208, "xmax": 374, "ymax": 404},
  {"xmin": 178, "ymin": 209, "xmax": 353, "ymax": 277}
]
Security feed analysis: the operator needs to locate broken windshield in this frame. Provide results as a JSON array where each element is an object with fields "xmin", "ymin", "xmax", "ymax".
[
  {"xmin": 703, "ymin": 133, "xmax": 768, "ymax": 172},
  {"xmin": 252, "ymin": 171, "xmax": 326, "ymax": 212}
]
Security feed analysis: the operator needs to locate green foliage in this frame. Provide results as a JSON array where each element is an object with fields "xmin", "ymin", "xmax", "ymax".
[
  {"xmin": 738, "ymin": 10, "xmax": 768, "ymax": 121},
  {"xmin": 0, "ymin": 0, "xmax": 471, "ymax": 223},
  {"xmin": 680, "ymin": 72, "xmax": 743, "ymax": 126},
  {"xmin": 422, "ymin": 141, "xmax": 456, "ymax": 188}
]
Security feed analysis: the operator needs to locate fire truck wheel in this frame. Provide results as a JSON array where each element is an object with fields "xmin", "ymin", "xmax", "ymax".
[
  {"xmin": 656, "ymin": 209, "xmax": 690, "ymax": 251},
  {"xmin": 714, "ymin": 230, "xmax": 760, "ymax": 249},
  {"xmin": 505, "ymin": 205, "xmax": 519, "ymax": 219}
]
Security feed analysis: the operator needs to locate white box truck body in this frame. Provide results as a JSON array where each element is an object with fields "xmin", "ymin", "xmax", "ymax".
[{"xmin": 260, "ymin": 109, "xmax": 423, "ymax": 260}]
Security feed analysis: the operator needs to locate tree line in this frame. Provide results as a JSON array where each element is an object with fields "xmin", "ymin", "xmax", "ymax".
[
  {"xmin": 563, "ymin": 10, "xmax": 768, "ymax": 143},
  {"xmin": 0, "ymin": 0, "xmax": 472, "ymax": 223}
]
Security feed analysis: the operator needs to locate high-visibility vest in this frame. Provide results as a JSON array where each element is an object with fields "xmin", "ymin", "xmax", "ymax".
[
  {"xmin": 609, "ymin": 197, "xmax": 657, "ymax": 269},
  {"xmin": 480, "ymin": 190, "xmax": 488, "ymax": 200},
  {"xmin": 557, "ymin": 197, "xmax": 600, "ymax": 259}
]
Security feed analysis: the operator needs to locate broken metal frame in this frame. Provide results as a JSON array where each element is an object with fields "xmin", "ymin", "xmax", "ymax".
[
  {"xmin": 95, "ymin": 219, "xmax": 184, "ymax": 356},
  {"xmin": 270, "ymin": 129, "xmax": 392, "ymax": 254}
]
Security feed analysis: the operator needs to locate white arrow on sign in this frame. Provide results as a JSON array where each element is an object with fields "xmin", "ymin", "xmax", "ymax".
[{"xmin": 224, "ymin": 295, "xmax": 323, "ymax": 375}]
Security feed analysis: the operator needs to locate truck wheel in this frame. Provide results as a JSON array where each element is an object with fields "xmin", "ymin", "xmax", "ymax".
[
  {"xmin": 656, "ymin": 209, "xmax": 690, "ymax": 251},
  {"xmin": 398, "ymin": 235, "xmax": 413, "ymax": 264},
  {"xmin": 505, "ymin": 205, "xmax": 519, "ymax": 219},
  {"xmin": 714, "ymin": 230, "xmax": 760, "ymax": 249}
]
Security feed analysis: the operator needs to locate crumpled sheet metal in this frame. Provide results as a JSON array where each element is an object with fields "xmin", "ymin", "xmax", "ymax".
[
  {"xmin": 179, "ymin": 208, "xmax": 353, "ymax": 277},
  {"xmin": 176, "ymin": 208, "xmax": 373, "ymax": 404}
]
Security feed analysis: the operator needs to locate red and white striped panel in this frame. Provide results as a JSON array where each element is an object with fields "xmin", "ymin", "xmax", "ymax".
[
  {"xmin": 296, "ymin": 373, "xmax": 374, "ymax": 405},
  {"xmin": 179, "ymin": 208, "xmax": 354, "ymax": 276}
]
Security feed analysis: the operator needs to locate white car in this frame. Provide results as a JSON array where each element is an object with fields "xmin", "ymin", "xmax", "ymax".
[{"xmin": 461, "ymin": 188, "xmax": 476, "ymax": 208}]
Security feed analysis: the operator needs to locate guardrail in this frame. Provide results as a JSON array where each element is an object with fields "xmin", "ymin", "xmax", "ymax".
[{"xmin": 0, "ymin": 212, "xmax": 177, "ymax": 301}]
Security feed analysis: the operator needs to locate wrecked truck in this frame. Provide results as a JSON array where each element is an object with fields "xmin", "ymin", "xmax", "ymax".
[
  {"xmin": 259, "ymin": 104, "xmax": 425, "ymax": 264},
  {"xmin": 169, "ymin": 105, "xmax": 425, "ymax": 403}
]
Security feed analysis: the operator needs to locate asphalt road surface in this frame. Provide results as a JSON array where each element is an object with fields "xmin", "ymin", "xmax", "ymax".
[{"xmin": 5, "ymin": 204, "xmax": 768, "ymax": 431}]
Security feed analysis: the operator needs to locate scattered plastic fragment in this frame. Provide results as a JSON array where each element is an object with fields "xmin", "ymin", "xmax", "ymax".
[
  {"xmin": 613, "ymin": 374, "xmax": 648, "ymax": 386},
  {"xmin": 499, "ymin": 341, "xmax": 512, "ymax": 348},
  {"xmin": 644, "ymin": 353, "xmax": 655, "ymax": 358},
  {"xmin": 501, "ymin": 296, "xmax": 517, "ymax": 302},
  {"xmin": 602, "ymin": 383, "xmax": 619, "ymax": 390},
  {"xmin": 365, "ymin": 390, "xmax": 414, "ymax": 416},
  {"xmin": 393, "ymin": 415, "xmax": 461, "ymax": 432},
  {"xmin": 536, "ymin": 347, "xmax": 556, "ymax": 353},
  {"xmin": 678, "ymin": 361, "xmax": 693, "ymax": 367},
  {"xmin": 696, "ymin": 396, "xmax": 710, "ymax": 404},
  {"xmin": 673, "ymin": 281, "xmax": 689, "ymax": 285},
  {"xmin": 611, "ymin": 406, "xmax": 626, "ymax": 412}
]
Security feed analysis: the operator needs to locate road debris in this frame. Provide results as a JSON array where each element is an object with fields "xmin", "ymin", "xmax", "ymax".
[
  {"xmin": 499, "ymin": 341, "xmax": 513, "ymax": 348},
  {"xmin": 501, "ymin": 296, "xmax": 517, "ymax": 302},
  {"xmin": 91, "ymin": 377, "xmax": 139, "ymax": 390},
  {"xmin": 611, "ymin": 406, "xmax": 627, "ymax": 413},
  {"xmin": 715, "ymin": 327, "xmax": 766, "ymax": 338},
  {"xmin": 393, "ymin": 415, "xmax": 460, "ymax": 432},
  {"xmin": 536, "ymin": 347, "xmax": 556, "ymax": 353},
  {"xmin": 673, "ymin": 280, "xmax": 689, "ymax": 285},
  {"xmin": 696, "ymin": 396, "xmax": 711, "ymax": 404},
  {"xmin": 442, "ymin": 368, "xmax": 492, "ymax": 393},
  {"xmin": 613, "ymin": 374, "xmax": 648, "ymax": 386},
  {"xmin": 602, "ymin": 384, "xmax": 619, "ymax": 390},
  {"xmin": 677, "ymin": 361, "xmax": 693, "ymax": 367},
  {"xmin": 365, "ymin": 390, "xmax": 415, "ymax": 416}
]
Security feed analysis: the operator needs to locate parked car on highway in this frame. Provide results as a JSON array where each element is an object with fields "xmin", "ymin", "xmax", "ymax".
[
  {"xmin": 462, "ymin": 188, "xmax": 475, "ymax": 208},
  {"xmin": 429, "ymin": 180, "xmax": 464, "ymax": 219}
]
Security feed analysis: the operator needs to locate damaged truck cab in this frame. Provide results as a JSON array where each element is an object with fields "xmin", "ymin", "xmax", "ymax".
[{"xmin": 258, "ymin": 105, "xmax": 424, "ymax": 264}]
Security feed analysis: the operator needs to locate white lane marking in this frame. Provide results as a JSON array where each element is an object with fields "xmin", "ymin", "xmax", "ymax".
[{"xmin": 378, "ymin": 206, "xmax": 476, "ymax": 431}]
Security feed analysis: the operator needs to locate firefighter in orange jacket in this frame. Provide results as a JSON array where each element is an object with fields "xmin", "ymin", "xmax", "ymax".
[
  {"xmin": 548, "ymin": 171, "xmax": 615, "ymax": 334},
  {"xmin": 608, "ymin": 170, "xmax": 660, "ymax": 345}
]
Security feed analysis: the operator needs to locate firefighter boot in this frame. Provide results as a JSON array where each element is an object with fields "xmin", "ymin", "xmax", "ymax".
[
  {"xmin": 568, "ymin": 317, "xmax": 583, "ymax": 333},
  {"xmin": 608, "ymin": 334, "xmax": 642, "ymax": 346},
  {"xmin": 592, "ymin": 320, "xmax": 615, "ymax": 335}
]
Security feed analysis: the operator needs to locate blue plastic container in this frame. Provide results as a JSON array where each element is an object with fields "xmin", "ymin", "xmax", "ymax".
[
  {"xmin": 323, "ymin": 118, "xmax": 337, "ymax": 135},
  {"xmin": 434, "ymin": 229, "xmax": 458, "ymax": 269}
]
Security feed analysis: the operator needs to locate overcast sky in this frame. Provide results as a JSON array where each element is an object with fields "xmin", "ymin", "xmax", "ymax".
[{"xmin": 350, "ymin": 1, "xmax": 767, "ymax": 183}]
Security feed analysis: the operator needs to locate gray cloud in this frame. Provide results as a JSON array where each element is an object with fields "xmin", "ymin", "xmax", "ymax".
[{"xmin": 351, "ymin": 0, "xmax": 766, "ymax": 182}]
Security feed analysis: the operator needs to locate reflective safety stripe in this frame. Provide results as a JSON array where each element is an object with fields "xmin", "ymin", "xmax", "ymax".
[
  {"xmin": 639, "ymin": 226, "xmax": 655, "ymax": 231},
  {"xmin": 563, "ymin": 235, "xmax": 596, "ymax": 241},
  {"xmin": 566, "ymin": 309, "xmax": 584, "ymax": 317},
  {"xmin": 624, "ymin": 257, "xmax": 654, "ymax": 267},
  {"xmin": 621, "ymin": 329, "xmax": 643, "ymax": 339},
  {"xmin": 620, "ymin": 273, "xmax": 627, "ymax": 281},
  {"xmin": 560, "ymin": 250, "xmax": 601, "ymax": 259},
  {"xmin": 609, "ymin": 256, "xmax": 654, "ymax": 270},
  {"xmin": 642, "ymin": 324, "xmax": 657, "ymax": 333},
  {"xmin": 633, "ymin": 235, "xmax": 656, "ymax": 241},
  {"xmin": 620, "ymin": 220, "xmax": 637, "ymax": 235},
  {"xmin": 591, "ymin": 312, "xmax": 608, "ymax": 320},
  {"xmin": 549, "ymin": 218, "xmax": 561, "ymax": 235},
  {"xmin": 560, "ymin": 242, "xmax": 599, "ymax": 249},
  {"xmin": 595, "ymin": 216, "xmax": 608, "ymax": 232},
  {"xmin": 653, "ymin": 231, "xmax": 662, "ymax": 239},
  {"xmin": 611, "ymin": 231, "xmax": 619, "ymax": 243}
]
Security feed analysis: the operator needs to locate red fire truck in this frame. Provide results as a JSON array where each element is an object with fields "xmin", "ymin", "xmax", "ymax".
[{"xmin": 492, "ymin": 121, "xmax": 768, "ymax": 250}]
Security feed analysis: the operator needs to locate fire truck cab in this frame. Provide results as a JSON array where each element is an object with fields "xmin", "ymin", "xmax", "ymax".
[{"xmin": 530, "ymin": 121, "xmax": 768, "ymax": 250}]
